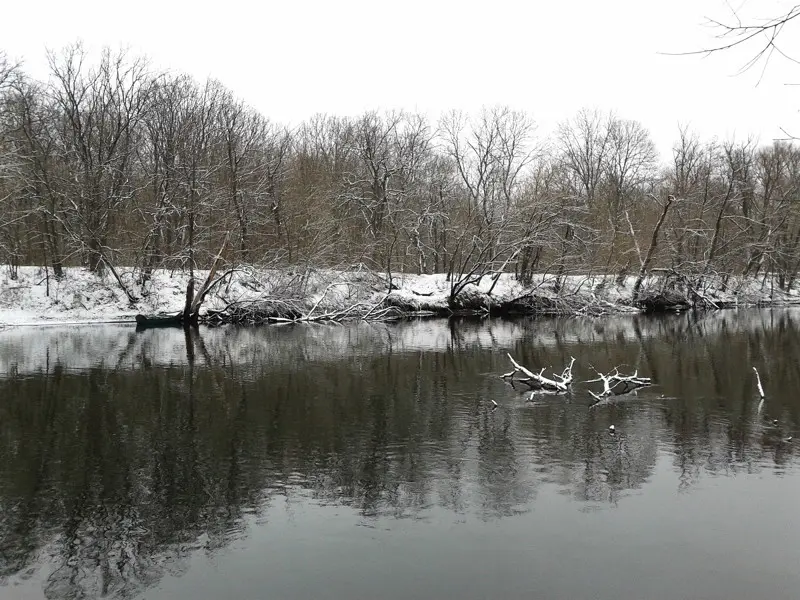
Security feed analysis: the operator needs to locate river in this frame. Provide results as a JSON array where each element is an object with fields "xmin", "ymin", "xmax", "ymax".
[{"xmin": 0, "ymin": 310, "xmax": 798, "ymax": 599}]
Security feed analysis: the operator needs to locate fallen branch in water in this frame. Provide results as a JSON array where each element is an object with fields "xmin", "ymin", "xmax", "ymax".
[
  {"xmin": 587, "ymin": 366, "xmax": 652, "ymax": 403},
  {"xmin": 502, "ymin": 354, "xmax": 575, "ymax": 393},
  {"xmin": 753, "ymin": 366, "xmax": 765, "ymax": 412}
]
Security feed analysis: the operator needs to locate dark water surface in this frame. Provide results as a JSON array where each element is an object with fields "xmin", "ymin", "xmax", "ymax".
[{"xmin": 1, "ymin": 310, "xmax": 799, "ymax": 600}]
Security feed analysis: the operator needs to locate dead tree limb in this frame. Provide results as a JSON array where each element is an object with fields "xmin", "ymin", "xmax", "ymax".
[
  {"xmin": 182, "ymin": 277, "xmax": 195, "ymax": 325},
  {"xmin": 632, "ymin": 195, "xmax": 674, "ymax": 302},
  {"xmin": 191, "ymin": 268, "xmax": 240, "ymax": 314},
  {"xmin": 502, "ymin": 354, "xmax": 575, "ymax": 393},
  {"xmin": 101, "ymin": 255, "xmax": 139, "ymax": 305},
  {"xmin": 753, "ymin": 366, "xmax": 766, "ymax": 412},
  {"xmin": 305, "ymin": 281, "xmax": 340, "ymax": 319},
  {"xmin": 587, "ymin": 366, "xmax": 652, "ymax": 403},
  {"xmin": 190, "ymin": 234, "xmax": 230, "ymax": 318}
]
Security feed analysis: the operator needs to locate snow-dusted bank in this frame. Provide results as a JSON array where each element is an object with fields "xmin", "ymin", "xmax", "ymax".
[{"xmin": 1, "ymin": 265, "xmax": 799, "ymax": 327}]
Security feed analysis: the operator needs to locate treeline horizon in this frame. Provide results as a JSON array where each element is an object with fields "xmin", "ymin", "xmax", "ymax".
[{"xmin": 1, "ymin": 44, "xmax": 799, "ymax": 294}]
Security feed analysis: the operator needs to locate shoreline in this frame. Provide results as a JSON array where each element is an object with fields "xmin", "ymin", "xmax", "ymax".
[{"xmin": 1, "ymin": 265, "xmax": 799, "ymax": 328}]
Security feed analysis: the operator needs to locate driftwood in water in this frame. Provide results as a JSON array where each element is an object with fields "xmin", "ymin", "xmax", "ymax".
[
  {"xmin": 753, "ymin": 366, "xmax": 766, "ymax": 412},
  {"xmin": 587, "ymin": 367, "xmax": 652, "ymax": 404},
  {"xmin": 502, "ymin": 354, "xmax": 575, "ymax": 394}
]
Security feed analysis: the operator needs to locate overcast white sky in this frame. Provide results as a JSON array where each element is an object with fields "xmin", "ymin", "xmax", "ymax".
[{"xmin": 3, "ymin": 0, "xmax": 799, "ymax": 159}]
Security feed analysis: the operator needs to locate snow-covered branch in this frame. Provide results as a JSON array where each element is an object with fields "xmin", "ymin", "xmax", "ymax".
[
  {"xmin": 502, "ymin": 353, "xmax": 575, "ymax": 393},
  {"xmin": 587, "ymin": 366, "xmax": 652, "ymax": 402},
  {"xmin": 753, "ymin": 366, "xmax": 765, "ymax": 412}
]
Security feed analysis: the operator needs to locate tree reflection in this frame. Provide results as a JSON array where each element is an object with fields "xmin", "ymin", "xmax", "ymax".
[{"xmin": 0, "ymin": 310, "xmax": 798, "ymax": 598}]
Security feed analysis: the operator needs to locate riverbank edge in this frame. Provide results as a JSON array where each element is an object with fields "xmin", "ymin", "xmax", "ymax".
[{"xmin": 1, "ymin": 265, "xmax": 799, "ymax": 327}]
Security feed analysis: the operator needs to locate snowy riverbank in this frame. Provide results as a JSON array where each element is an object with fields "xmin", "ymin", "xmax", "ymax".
[{"xmin": 1, "ymin": 265, "xmax": 799, "ymax": 327}]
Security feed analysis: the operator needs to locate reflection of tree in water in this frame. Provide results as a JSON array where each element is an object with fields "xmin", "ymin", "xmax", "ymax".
[
  {"xmin": 0, "ymin": 310, "xmax": 798, "ymax": 598},
  {"xmin": 474, "ymin": 407, "xmax": 535, "ymax": 518},
  {"xmin": 0, "ymin": 364, "xmax": 260, "ymax": 599},
  {"xmin": 650, "ymin": 311, "xmax": 800, "ymax": 480}
]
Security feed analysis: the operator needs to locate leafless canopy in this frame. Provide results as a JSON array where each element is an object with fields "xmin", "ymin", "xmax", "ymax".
[{"xmin": 2, "ymin": 43, "xmax": 800, "ymax": 305}]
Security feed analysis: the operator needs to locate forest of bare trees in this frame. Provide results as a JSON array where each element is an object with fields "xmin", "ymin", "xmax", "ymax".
[{"xmin": 2, "ymin": 44, "xmax": 800, "ymax": 295}]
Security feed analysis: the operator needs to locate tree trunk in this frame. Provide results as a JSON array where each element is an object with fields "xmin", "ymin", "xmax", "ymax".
[{"xmin": 632, "ymin": 195, "xmax": 674, "ymax": 302}]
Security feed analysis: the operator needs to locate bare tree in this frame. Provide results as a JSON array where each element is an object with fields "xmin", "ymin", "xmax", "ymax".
[
  {"xmin": 47, "ymin": 44, "xmax": 153, "ymax": 299},
  {"xmin": 251, "ymin": 120, "xmax": 292, "ymax": 262},
  {"xmin": 0, "ymin": 52, "xmax": 18, "ymax": 95},
  {"xmin": 288, "ymin": 114, "xmax": 356, "ymax": 265},
  {"xmin": 514, "ymin": 158, "xmax": 576, "ymax": 286},
  {"xmin": 743, "ymin": 141, "xmax": 800, "ymax": 287},
  {"xmin": 554, "ymin": 108, "xmax": 613, "ymax": 285},
  {"xmin": 0, "ymin": 53, "xmax": 24, "ymax": 272},
  {"xmin": 440, "ymin": 107, "xmax": 537, "ymax": 226},
  {"xmin": 173, "ymin": 78, "xmax": 225, "ymax": 280},
  {"xmin": 215, "ymin": 92, "xmax": 290, "ymax": 263},
  {"xmin": 439, "ymin": 107, "xmax": 544, "ymax": 304},
  {"xmin": 603, "ymin": 117, "xmax": 660, "ymax": 276},
  {"xmin": 631, "ymin": 194, "xmax": 675, "ymax": 302},
  {"xmin": 405, "ymin": 151, "xmax": 453, "ymax": 274},
  {"xmin": 1, "ymin": 73, "xmax": 68, "ymax": 277},
  {"xmin": 557, "ymin": 108, "xmax": 611, "ymax": 208},
  {"xmin": 6, "ymin": 42, "xmax": 800, "ymax": 310},
  {"xmin": 138, "ymin": 74, "xmax": 194, "ymax": 279},
  {"xmin": 663, "ymin": 127, "xmax": 723, "ymax": 277}
]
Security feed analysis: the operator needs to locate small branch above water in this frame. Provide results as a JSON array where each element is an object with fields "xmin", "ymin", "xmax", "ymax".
[{"xmin": 753, "ymin": 366, "xmax": 765, "ymax": 412}]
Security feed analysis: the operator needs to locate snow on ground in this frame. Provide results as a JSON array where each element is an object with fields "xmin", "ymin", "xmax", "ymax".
[
  {"xmin": 0, "ymin": 266, "xmax": 184, "ymax": 325},
  {"xmin": 0, "ymin": 266, "xmax": 362, "ymax": 326},
  {"xmin": 1, "ymin": 265, "xmax": 799, "ymax": 328},
  {"xmin": 0, "ymin": 266, "xmax": 534, "ymax": 326}
]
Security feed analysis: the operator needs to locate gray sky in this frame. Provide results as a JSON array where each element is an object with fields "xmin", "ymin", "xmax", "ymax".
[{"xmin": 4, "ymin": 0, "xmax": 798, "ymax": 158}]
